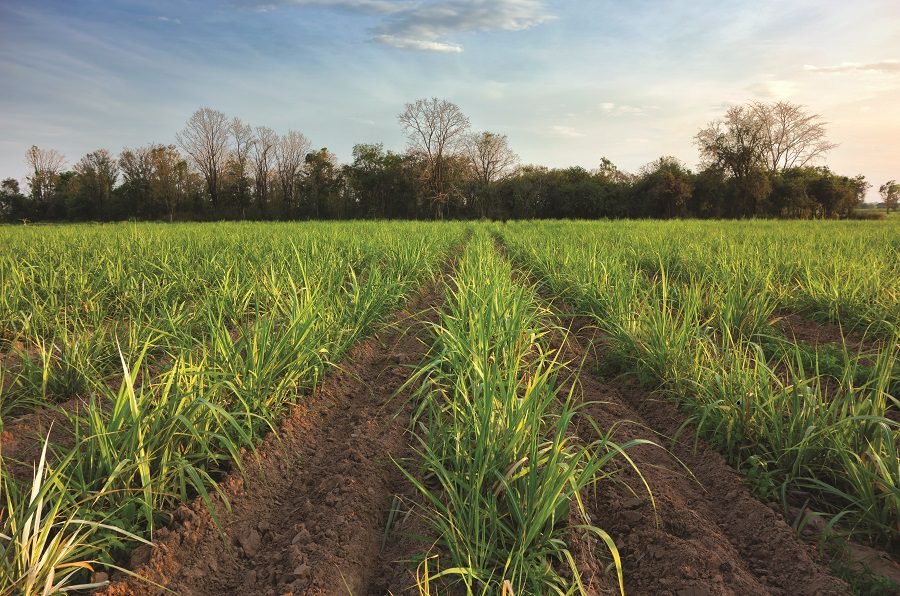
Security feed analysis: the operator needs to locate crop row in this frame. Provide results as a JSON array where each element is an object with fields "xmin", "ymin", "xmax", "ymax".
[
  {"xmin": 0, "ymin": 222, "xmax": 465, "ymax": 594},
  {"xmin": 505, "ymin": 220, "xmax": 899, "ymax": 338},
  {"xmin": 0, "ymin": 222, "xmax": 449, "ymax": 425},
  {"xmin": 499, "ymin": 221, "xmax": 899, "ymax": 546},
  {"xmin": 401, "ymin": 231, "xmax": 648, "ymax": 595}
]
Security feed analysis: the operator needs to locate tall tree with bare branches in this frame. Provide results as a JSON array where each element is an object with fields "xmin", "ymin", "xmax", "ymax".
[
  {"xmin": 398, "ymin": 97, "xmax": 470, "ymax": 218},
  {"xmin": 467, "ymin": 131, "xmax": 519, "ymax": 217},
  {"xmin": 252, "ymin": 126, "xmax": 278, "ymax": 214},
  {"xmin": 228, "ymin": 117, "xmax": 254, "ymax": 217},
  {"xmin": 697, "ymin": 101, "xmax": 836, "ymax": 175},
  {"xmin": 749, "ymin": 101, "xmax": 837, "ymax": 172},
  {"xmin": 176, "ymin": 107, "xmax": 230, "ymax": 208},
  {"xmin": 25, "ymin": 146, "xmax": 65, "ymax": 210},
  {"xmin": 696, "ymin": 101, "xmax": 835, "ymax": 215},
  {"xmin": 275, "ymin": 130, "xmax": 310, "ymax": 217}
]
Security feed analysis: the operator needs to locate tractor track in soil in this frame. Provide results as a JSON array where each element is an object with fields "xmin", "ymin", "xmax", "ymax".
[
  {"xmin": 554, "ymin": 316, "xmax": 846, "ymax": 595},
  {"xmin": 101, "ymin": 272, "xmax": 447, "ymax": 596}
]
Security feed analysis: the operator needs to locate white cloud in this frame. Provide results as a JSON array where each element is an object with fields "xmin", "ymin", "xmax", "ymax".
[
  {"xmin": 804, "ymin": 60, "xmax": 900, "ymax": 74},
  {"xmin": 551, "ymin": 125, "xmax": 585, "ymax": 138},
  {"xmin": 374, "ymin": 34, "xmax": 462, "ymax": 52},
  {"xmin": 255, "ymin": 0, "xmax": 409, "ymax": 15},
  {"xmin": 378, "ymin": 0, "xmax": 553, "ymax": 38},
  {"xmin": 747, "ymin": 79, "xmax": 798, "ymax": 99},
  {"xmin": 156, "ymin": 16, "xmax": 182, "ymax": 25},
  {"xmin": 600, "ymin": 102, "xmax": 644, "ymax": 115},
  {"xmin": 252, "ymin": 0, "xmax": 554, "ymax": 52}
]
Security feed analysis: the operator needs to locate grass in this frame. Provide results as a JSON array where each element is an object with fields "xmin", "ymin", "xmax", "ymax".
[
  {"xmin": 0, "ymin": 221, "xmax": 465, "ymax": 589},
  {"xmin": 499, "ymin": 220, "xmax": 899, "ymax": 549},
  {"xmin": 1, "ymin": 219, "xmax": 897, "ymax": 591},
  {"xmin": 0, "ymin": 436, "xmax": 151, "ymax": 595},
  {"xmin": 400, "ymin": 232, "xmax": 651, "ymax": 595}
]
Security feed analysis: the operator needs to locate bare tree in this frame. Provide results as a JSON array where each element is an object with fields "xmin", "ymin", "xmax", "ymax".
[
  {"xmin": 398, "ymin": 97, "xmax": 470, "ymax": 218},
  {"xmin": 252, "ymin": 126, "xmax": 278, "ymax": 214},
  {"xmin": 229, "ymin": 117, "xmax": 254, "ymax": 217},
  {"xmin": 750, "ymin": 101, "xmax": 837, "ymax": 171},
  {"xmin": 176, "ymin": 107, "xmax": 230, "ymax": 207},
  {"xmin": 275, "ymin": 130, "xmax": 310, "ymax": 217},
  {"xmin": 467, "ymin": 131, "xmax": 518, "ymax": 185},
  {"xmin": 695, "ymin": 100, "xmax": 835, "ymax": 215},
  {"xmin": 466, "ymin": 131, "xmax": 518, "ymax": 217},
  {"xmin": 697, "ymin": 101, "xmax": 836, "ymax": 176},
  {"xmin": 25, "ymin": 146, "xmax": 65, "ymax": 206}
]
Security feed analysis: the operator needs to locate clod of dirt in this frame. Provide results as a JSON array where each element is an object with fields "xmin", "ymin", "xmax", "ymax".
[{"xmin": 236, "ymin": 529, "xmax": 261, "ymax": 557}]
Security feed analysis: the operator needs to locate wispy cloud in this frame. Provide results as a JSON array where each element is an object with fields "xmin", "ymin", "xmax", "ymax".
[
  {"xmin": 804, "ymin": 60, "xmax": 900, "ymax": 74},
  {"xmin": 374, "ymin": 34, "xmax": 461, "ymax": 52},
  {"xmin": 747, "ymin": 78, "xmax": 799, "ymax": 99},
  {"xmin": 377, "ymin": 0, "xmax": 553, "ymax": 38},
  {"xmin": 255, "ymin": 0, "xmax": 408, "ymax": 15},
  {"xmin": 157, "ymin": 16, "xmax": 182, "ymax": 25},
  {"xmin": 550, "ymin": 125, "xmax": 585, "ymax": 138},
  {"xmin": 251, "ymin": 0, "xmax": 554, "ymax": 52},
  {"xmin": 599, "ymin": 102, "xmax": 644, "ymax": 115}
]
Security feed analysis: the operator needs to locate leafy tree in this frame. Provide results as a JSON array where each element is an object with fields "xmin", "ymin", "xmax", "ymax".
[
  {"xmin": 0, "ymin": 178, "xmax": 26, "ymax": 221},
  {"xmin": 769, "ymin": 168, "xmax": 817, "ymax": 218},
  {"xmin": 148, "ymin": 145, "xmax": 193, "ymax": 221},
  {"xmin": 118, "ymin": 146, "xmax": 154, "ymax": 217},
  {"xmin": 633, "ymin": 157, "xmax": 694, "ymax": 218},
  {"xmin": 347, "ymin": 143, "xmax": 418, "ymax": 218},
  {"xmin": 68, "ymin": 149, "xmax": 118, "ymax": 220},
  {"xmin": 879, "ymin": 180, "xmax": 899, "ymax": 212},
  {"xmin": 301, "ymin": 148, "xmax": 341, "ymax": 219}
]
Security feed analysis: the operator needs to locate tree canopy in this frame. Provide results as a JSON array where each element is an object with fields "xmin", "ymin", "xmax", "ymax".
[{"xmin": 1, "ymin": 99, "xmax": 882, "ymax": 223}]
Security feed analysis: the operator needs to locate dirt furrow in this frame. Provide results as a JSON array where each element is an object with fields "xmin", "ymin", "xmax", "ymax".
[
  {"xmin": 558, "ymin": 318, "xmax": 846, "ymax": 595},
  {"xmin": 103, "ymin": 278, "xmax": 444, "ymax": 596},
  {"xmin": 774, "ymin": 311, "xmax": 886, "ymax": 352}
]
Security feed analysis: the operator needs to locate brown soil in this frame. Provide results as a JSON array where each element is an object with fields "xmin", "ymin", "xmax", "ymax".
[
  {"xmin": 101, "ymin": 276, "xmax": 445, "ymax": 596},
  {"xmin": 774, "ymin": 311, "xmax": 884, "ymax": 352},
  {"xmin": 8, "ymin": 239, "xmax": 857, "ymax": 594},
  {"xmin": 499, "ymin": 237, "xmax": 846, "ymax": 595},
  {"xmin": 0, "ymin": 394, "xmax": 86, "ymax": 478},
  {"xmin": 556, "ymin": 318, "xmax": 846, "ymax": 595}
]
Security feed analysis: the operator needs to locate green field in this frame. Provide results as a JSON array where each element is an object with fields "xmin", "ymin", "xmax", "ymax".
[{"xmin": 0, "ymin": 220, "xmax": 897, "ymax": 595}]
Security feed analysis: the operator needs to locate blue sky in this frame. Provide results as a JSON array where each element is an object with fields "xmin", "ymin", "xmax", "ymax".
[{"xmin": 1, "ymin": 0, "xmax": 898, "ymax": 199}]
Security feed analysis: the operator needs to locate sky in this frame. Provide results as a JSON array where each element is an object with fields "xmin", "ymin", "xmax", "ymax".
[{"xmin": 1, "ymin": 0, "xmax": 898, "ymax": 200}]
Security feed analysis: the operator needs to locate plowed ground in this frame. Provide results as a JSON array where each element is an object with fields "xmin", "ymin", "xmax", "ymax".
[{"xmin": 98, "ymin": 269, "xmax": 849, "ymax": 595}]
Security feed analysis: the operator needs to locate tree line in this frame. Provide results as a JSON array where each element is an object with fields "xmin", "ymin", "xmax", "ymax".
[{"xmin": 1, "ymin": 99, "xmax": 894, "ymax": 223}]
